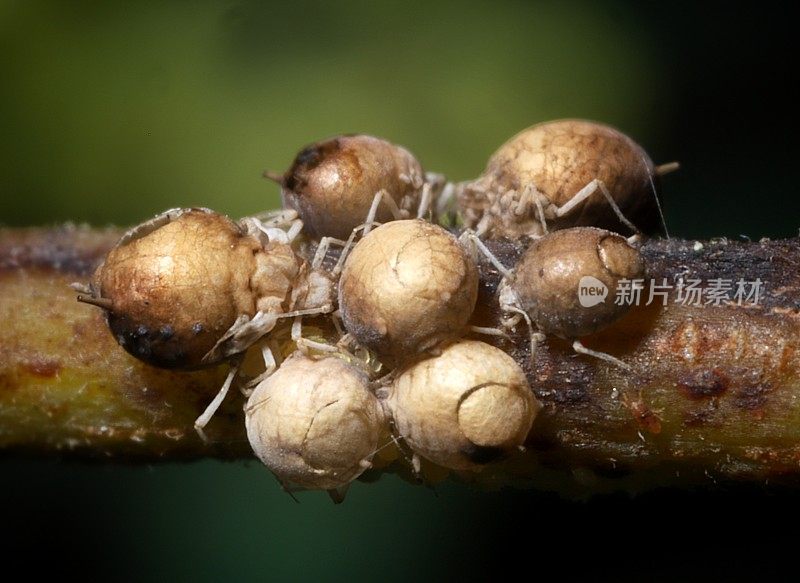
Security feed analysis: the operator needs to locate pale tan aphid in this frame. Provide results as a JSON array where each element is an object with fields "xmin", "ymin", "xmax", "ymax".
[
  {"xmin": 338, "ymin": 219, "xmax": 479, "ymax": 365},
  {"xmin": 245, "ymin": 352, "xmax": 385, "ymax": 496},
  {"xmin": 387, "ymin": 340, "xmax": 540, "ymax": 472},
  {"xmin": 475, "ymin": 226, "xmax": 646, "ymax": 368},
  {"xmin": 73, "ymin": 207, "xmax": 337, "ymax": 432},
  {"xmin": 456, "ymin": 119, "xmax": 677, "ymax": 239},
  {"xmin": 266, "ymin": 134, "xmax": 445, "ymax": 241}
]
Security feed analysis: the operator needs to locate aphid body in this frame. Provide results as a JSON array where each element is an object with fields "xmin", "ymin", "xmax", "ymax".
[
  {"xmin": 338, "ymin": 219, "xmax": 479, "ymax": 365},
  {"xmin": 458, "ymin": 119, "xmax": 674, "ymax": 239},
  {"xmin": 388, "ymin": 340, "xmax": 539, "ymax": 471},
  {"xmin": 245, "ymin": 352, "xmax": 385, "ymax": 492}
]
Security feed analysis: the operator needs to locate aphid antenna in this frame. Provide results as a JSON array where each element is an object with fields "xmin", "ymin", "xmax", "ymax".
[
  {"xmin": 646, "ymin": 155, "xmax": 672, "ymax": 239},
  {"xmin": 76, "ymin": 295, "xmax": 113, "ymax": 310},
  {"xmin": 194, "ymin": 357, "xmax": 243, "ymax": 432}
]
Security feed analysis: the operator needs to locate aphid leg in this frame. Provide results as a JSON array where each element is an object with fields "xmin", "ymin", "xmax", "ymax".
[
  {"xmin": 241, "ymin": 216, "xmax": 303, "ymax": 245},
  {"xmin": 436, "ymin": 181, "xmax": 458, "ymax": 223},
  {"xmin": 505, "ymin": 306, "xmax": 544, "ymax": 361},
  {"xmin": 532, "ymin": 187, "xmax": 549, "ymax": 235},
  {"xmin": 292, "ymin": 316, "xmax": 338, "ymax": 355},
  {"xmin": 554, "ymin": 179, "xmax": 641, "ymax": 234},
  {"xmin": 417, "ymin": 172, "xmax": 447, "ymax": 220},
  {"xmin": 203, "ymin": 311, "xmax": 280, "ymax": 363},
  {"xmin": 311, "ymin": 236, "xmax": 348, "ymax": 270},
  {"xmin": 331, "ymin": 309, "xmax": 345, "ymax": 338},
  {"xmin": 459, "ymin": 231, "xmax": 513, "ymax": 279},
  {"xmin": 362, "ymin": 189, "xmax": 406, "ymax": 236},
  {"xmin": 469, "ymin": 325, "xmax": 511, "ymax": 341},
  {"xmin": 242, "ymin": 344, "xmax": 278, "ymax": 397},
  {"xmin": 417, "ymin": 182, "xmax": 433, "ymax": 219},
  {"xmin": 194, "ymin": 358, "xmax": 242, "ymax": 436},
  {"xmin": 332, "ymin": 223, "xmax": 377, "ymax": 275},
  {"xmin": 572, "ymin": 339, "xmax": 632, "ymax": 371}
]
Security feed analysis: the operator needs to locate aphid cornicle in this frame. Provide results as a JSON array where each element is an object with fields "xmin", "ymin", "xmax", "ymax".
[
  {"xmin": 476, "ymin": 226, "xmax": 646, "ymax": 368},
  {"xmin": 245, "ymin": 352, "xmax": 385, "ymax": 495},
  {"xmin": 388, "ymin": 340, "xmax": 540, "ymax": 472},
  {"xmin": 457, "ymin": 119, "xmax": 677, "ymax": 239},
  {"xmin": 267, "ymin": 134, "xmax": 443, "ymax": 241},
  {"xmin": 338, "ymin": 219, "xmax": 479, "ymax": 365}
]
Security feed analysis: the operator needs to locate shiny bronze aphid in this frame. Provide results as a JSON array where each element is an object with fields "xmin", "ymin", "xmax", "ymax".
[
  {"xmin": 388, "ymin": 340, "xmax": 540, "ymax": 472},
  {"xmin": 458, "ymin": 119, "xmax": 676, "ymax": 239},
  {"xmin": 74, "ymin": 207, "xmax": 336, "ymax": 430},
  {"xmin": 338, "ymin": 219, "xmax": 479, "ymax": 365},
  {"xmin": 77, "ymin": 208, "xmax": 300, "ymax": 369},
  {"xmin": 499, "ymin": 227, "xmax": 645, "ymax": 339},
  {"xmin": 472, "ymin": 226, "xmax": 645, "ymax": 368},
  {"xmin": 269, "ymin": 134, "xmax": 437, "ymax": 240}
]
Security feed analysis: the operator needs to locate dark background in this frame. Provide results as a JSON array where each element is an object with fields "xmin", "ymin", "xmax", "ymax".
[{"xmin": 1, "ymin": 1, "xmax": 798, "ymax": 580}]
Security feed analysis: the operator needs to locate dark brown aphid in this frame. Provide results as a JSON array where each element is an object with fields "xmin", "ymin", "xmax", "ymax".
[
  {"xmin": 457, "ymin": 119, "xmax": 677, "ymax": 239},
  {"xmin": 268, "ymin": 134, "xmax": 441, "ymax": 241},
  {"xmin": 474, "ymin": 227, "xmax": 645, "ymax": 368}
]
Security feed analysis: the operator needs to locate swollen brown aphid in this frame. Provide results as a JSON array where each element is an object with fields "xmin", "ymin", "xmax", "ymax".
[
  {"xmin": 338, "ymin": 219, "xmax": 479, "ymax": 365},
  {"xmin": 457, "ymin": 119, "xmax": 677, "ymax": 239},
  {"xmin": 245, "ymin": 352, "xmax": 385, "ymax": 497},
  {"xmin": 387, "ymin": 340, "xmax": 539, "ymax": 472},
  {"xmin": 75, "ymin": 208, "xmax": 299, "ymax": 369},
  {"xmin": 74, "ymin": 207, "xmax": 336, "ymax": 431},
  {"xmin": 474, "ymin": 226, "xmax": 645, "ymax": 368},
  {"xmin": 267, "ymin": 134, "xmax": 443, "ymax": 241}
]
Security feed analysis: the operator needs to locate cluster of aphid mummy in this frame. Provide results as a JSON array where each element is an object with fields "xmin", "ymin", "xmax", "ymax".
[{"xmin": 74, "ymin": 120, "xmax": 676, "ymax": 500}]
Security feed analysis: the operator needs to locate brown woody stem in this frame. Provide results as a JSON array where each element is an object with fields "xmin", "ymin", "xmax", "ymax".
[{"xmin": 1, "ymin": 226, "xmax": 799, "ymax": 493}]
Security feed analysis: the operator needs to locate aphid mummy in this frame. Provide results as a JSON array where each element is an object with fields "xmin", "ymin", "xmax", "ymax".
[
  {"xmin": 245, "ymin": 352, "xmax": 385, "ymax": 493},
  {"xmin": 387, "ymin": 340, "xmax": 540, "ymax": 472},
  {"xmin": 338, "ymin": 219, "xmax": 479, "ymax": 366},
  {"xmin": 457, "ymin": 119, "xmax": 677, "ymax": 239},
  {"xmin": 267, "ymin": 134, "xmax": 445, "ymax": 241}
]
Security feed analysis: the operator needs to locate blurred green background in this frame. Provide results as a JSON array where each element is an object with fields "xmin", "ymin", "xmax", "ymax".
[{"xmin": 2, "ymin": 1, "xmax": 798, "ymax": 581}]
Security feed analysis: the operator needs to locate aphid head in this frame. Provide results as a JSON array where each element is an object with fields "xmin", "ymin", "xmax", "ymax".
[{"xmin": 273, "ymin": 135, "xmax": 425, "ymax": 240}]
